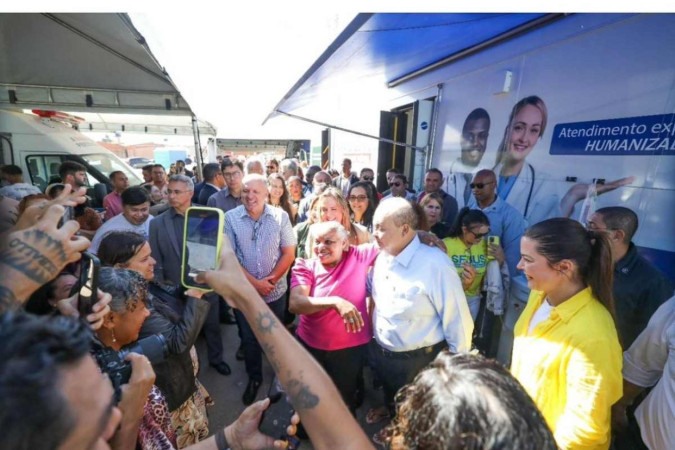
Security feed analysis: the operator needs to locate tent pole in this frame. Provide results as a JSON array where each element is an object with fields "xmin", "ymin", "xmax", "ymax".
[{"xmin": 192, "ymin": 115, "xmax": 203, "ymax": 181}]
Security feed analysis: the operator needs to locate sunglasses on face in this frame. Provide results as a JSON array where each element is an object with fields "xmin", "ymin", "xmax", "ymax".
[
  {"xmin": 389, "ymin": 182, "xmax": 402, "ymax": 187},
  {"xmin": 469, "ymin": 229, "xmax": 490, "ymax": 239},
  {"xmin": 470, "ymin": 181, "xmax": 494, "ymax": 189}
]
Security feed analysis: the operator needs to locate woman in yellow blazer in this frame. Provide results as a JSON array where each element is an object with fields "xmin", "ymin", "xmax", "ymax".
[{"xmin": 510, "ymin": 218, "xmax": 622, "ymax": 450}]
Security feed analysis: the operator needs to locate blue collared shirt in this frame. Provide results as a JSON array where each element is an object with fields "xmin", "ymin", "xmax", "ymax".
[
  {"xmin": 469, "ymin": 195, "xmax": 526, "ymax": 278},
  {"xmin": 225, "ymin": 204, "xmax": 297, "ymax": 303},
  {"xmin": 371, "ymin": 235, "xmax": 473, "ymax": 352},
  {"xmin": 207, "ymin": 187, "xmax": 242, "ymax": 212}
]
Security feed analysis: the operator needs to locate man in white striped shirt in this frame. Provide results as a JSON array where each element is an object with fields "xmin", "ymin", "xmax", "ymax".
[{"xmin": 224, "ymin": 174, "xmax": 297, "ymax": 405}]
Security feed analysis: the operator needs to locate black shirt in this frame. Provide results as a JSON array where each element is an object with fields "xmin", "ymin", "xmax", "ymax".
[{"xmin": 613, "ymin": 243, "xmax": 674, "ymax": 348}]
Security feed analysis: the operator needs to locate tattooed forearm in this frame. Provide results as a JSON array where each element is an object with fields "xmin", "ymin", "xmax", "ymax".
[
  {"xmin": 2, "ymin": 239, "xmax": 59, "ymax": 284},
  {"xmin": 285, "ymin": 377, "xmax": 320, "ymax": 412},
  {"xmin": 256, "ymin": 311, "xmax": 279, "ymax": 334},
  {"xmin": 260, "ymin": 340, "xmax": 281, "ymax": 372},
  {"xmin": 0, "ymin": 286, "xmax": 20, "ymax": 312}
]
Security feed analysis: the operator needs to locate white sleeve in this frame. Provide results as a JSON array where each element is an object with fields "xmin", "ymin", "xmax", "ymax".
[
  {"xmin": 433, "ymin": 252, "xmax": 474, "ymax": 352},
  {"xmin": 622, "ymin": 296, "xmax": 675, "ymax": 387}
]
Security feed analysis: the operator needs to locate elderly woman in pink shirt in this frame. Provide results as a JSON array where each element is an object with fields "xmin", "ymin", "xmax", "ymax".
[{"xmin": 290, "ymin": 220, "xmax": 378, "ymax": 414}]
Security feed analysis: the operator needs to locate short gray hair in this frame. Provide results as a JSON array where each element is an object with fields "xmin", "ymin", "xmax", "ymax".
[
  {"xmin": 375, "ymin": 197, "xmax": 418, "ymax": 229},
  {"xmin": 98, "ymin": 267, "xmax": 148, "ymax": 313},
  {"xmin": 279, "ymin": 159, "xmax": 298, "ymax": 176},
  {"xmin": 309, "ymin": 221, "xmax": 349, "ymax": 242},
  {"xmin": 242, "ymin": 173, "xmax": 267, "ymax": 186},
  {"xmin": 168, "ymin": 174, "xmax": 194, "ymax": 191},
  {"xmin": 245, "ymin": 158, "xmax": 264, "ymax": 175}
]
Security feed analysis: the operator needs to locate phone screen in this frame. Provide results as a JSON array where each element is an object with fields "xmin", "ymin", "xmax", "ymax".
[
  {"xmin": 181, "ymin": 207, "xmax": 223, "ymax": 291},
  {"xmin": 74, "ymin": 252, "xmax": 100, "ymax": 317}
]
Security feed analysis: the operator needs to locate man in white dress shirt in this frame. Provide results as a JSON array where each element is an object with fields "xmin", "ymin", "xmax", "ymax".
[
  {"xmin": 612, "ymin": 295, "xmax": 674, "ymax": 450},
  {"xmin": 369, "ymin": 197, "xmax": 473, "ymax": 418}
]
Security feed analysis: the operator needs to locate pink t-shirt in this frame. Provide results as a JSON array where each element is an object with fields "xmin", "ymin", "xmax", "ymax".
[{"xmin": 291, "ymin": 244, "xmax": 379, "ymax": 351}]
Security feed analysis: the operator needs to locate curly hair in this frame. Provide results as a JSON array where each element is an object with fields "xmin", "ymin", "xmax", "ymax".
[{"xmin": 386, "ymin": 351, "xmax": 556, "ymax": 450}]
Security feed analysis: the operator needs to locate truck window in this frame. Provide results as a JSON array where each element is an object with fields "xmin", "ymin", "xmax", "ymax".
[
  {"xmin": 26, "ymin": 155, "xmax": 94, "ymax": 192},
  {"xmin": 81, "ymin": 153, "xmax": 142, "ymax": 185}
]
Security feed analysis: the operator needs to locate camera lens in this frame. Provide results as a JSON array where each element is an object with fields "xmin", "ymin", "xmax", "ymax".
[{"xmin": 119, "ymin": 333, "xmax": 168, "ymax": 365}]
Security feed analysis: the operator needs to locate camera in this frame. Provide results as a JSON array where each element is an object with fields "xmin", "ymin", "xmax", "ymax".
[{"xmin": 92, "ymin": 333, "xmax": 168, "ymax": 402}]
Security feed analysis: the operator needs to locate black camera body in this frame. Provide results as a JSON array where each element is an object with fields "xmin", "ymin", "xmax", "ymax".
[{"xmin": 92, "ymin": 333, "xmax": 168, "ymax": 402}]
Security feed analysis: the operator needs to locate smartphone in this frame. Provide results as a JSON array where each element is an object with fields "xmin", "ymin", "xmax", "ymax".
[
  {"xmin": 72, "ymin": 252, "xmax": 100, "ymax": 317},
  {"xmin": 181, "ymin": 206, "xmax": 224, "ymax": 291},
  {"xmin": 487, "ymin": 235, "xmax": 500, "ymax": 261},
  {"xmin": 259, "ymin": 378, "xmax": 300, "ymax": 449}
]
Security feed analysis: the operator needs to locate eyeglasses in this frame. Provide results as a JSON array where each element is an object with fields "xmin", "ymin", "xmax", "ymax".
[
  {"xmin": 469, "ymin": 181, "xmax": 494, "ymax": 189},
  {"xmin": 389, "ymin": 182, "xmax": 402, "ymax": 187},
  {"xmin": 348, "ymin": 195, "xmax": 368, "ymax": 202},
  {"xmin": 469, "ymin": 229, "xmax": 490, "ymax": 239}
]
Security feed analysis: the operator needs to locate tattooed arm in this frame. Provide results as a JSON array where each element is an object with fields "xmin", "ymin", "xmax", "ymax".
[
  {"xmin": 200, "ymin": 237, "xmax": 373, "ymax": 450},
  {"xmin": 0, "ymin": 204, "xmax": 90, "ymax": 311}
]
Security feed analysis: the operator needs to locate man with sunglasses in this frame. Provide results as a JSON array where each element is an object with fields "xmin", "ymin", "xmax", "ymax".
[
  {"xmin": 383, "ymin": 174, "xmax": 416, "ymax": 202},
  {"xmin": 224, "ymin": 174, "xmax": 297, "ymax": 405},
  {"xmin": 468, "ymin": 169, "xmax": 526, "ymax": 278}
]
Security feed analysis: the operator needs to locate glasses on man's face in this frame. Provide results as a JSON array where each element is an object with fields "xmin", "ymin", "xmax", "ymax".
[
  {"xmin": 389, "ymin": 182, "xmax": 402, "ymax": 187},
  {"xmin": 469, "ymin": 181, "xmax": 494, "ymax": 189},
  {"xmin": 348, "ymin": 195, "xmax": 368, "ymax": 202}
]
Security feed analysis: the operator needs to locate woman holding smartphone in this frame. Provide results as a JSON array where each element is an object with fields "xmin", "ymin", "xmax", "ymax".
[
  {"xmin": 98, "ymin": 231, "xmax": 212, "ymax": 448},
  {"xmin": 442, "ymin": 207, "xmax": 496, "ymax": 320}
]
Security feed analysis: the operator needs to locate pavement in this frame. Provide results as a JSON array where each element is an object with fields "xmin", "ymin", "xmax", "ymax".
[{"xmin": 195, "ymin": 318, "xmax": 389, "ymax": 449}]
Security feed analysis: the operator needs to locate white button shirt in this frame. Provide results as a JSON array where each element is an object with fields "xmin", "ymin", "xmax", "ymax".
[
  {"xmin": 371, "ymin": 235, "xmax": 473, "ymax": 352},
  {"xmin": 623, "ymin": 296, "xmax": 675, "ymax": 450}
]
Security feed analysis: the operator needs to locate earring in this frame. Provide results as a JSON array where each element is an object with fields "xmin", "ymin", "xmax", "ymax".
[{"xmin": 111, "ymin": 328, "xmax": 117, "ymax": 344}]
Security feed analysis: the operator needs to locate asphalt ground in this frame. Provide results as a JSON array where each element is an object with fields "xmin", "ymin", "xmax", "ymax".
[{"xmin": 195, "ymin": 318, "xmax": 389, "ymax": 449}]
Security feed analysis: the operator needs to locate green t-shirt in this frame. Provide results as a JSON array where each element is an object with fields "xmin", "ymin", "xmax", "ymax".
[{"xmin": 443, "ymin": 236, "xmax": 488, "ymax": 297}]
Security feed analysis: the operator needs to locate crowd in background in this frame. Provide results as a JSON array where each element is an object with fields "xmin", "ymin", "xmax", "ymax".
[{"xmin": 0, "ymin": 147, "xmax": 673, "ymax": 450}]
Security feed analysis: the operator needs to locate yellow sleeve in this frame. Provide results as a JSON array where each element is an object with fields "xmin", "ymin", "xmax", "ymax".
[{"xmin": 554, "ymin": 339, "xmax": 623, "ymax": 449}]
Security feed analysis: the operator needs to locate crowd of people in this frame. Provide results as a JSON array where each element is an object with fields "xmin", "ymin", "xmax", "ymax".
[{"xmin": 0, "ymin": 146, "xmax": 673, "ymax": 450}]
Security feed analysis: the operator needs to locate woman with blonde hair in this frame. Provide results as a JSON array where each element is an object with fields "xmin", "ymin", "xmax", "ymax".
[
  {"xmin": 493, "ymin": 95, "xmax": 559, "ymax": 225},
  {"xmin": 304, "ymin": 186, "xmax": 371, "ymax": 258}
]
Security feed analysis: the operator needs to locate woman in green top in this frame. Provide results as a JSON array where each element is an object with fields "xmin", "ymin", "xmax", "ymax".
[{"xmin": 443, "ymin": 207, "xmax": 491, "ymax": 320}]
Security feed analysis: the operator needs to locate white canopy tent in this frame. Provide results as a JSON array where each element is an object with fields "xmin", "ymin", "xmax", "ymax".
[{"xmin": 0, "ymin": 13, "xmax": 214, "ymax": 167}]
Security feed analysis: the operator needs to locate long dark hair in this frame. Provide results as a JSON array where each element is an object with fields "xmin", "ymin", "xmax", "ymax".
[
  {"xmin": 524, "ymin": 218, "xmax": 615, "ymax": 317},
  {"xmin": 98, "ymin": 231, "xmax": 147, "ymax": 266},
  {"xmin": 347, "ymin": 181, "xmax": 379, "ymax": 230},
  {"xmin": 267, "ymin": 173, "xmax": 296, "ymax": 225},
  {"xmin": 447, "ymin": 207, "xmax": 490, "ymax": 239}
]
